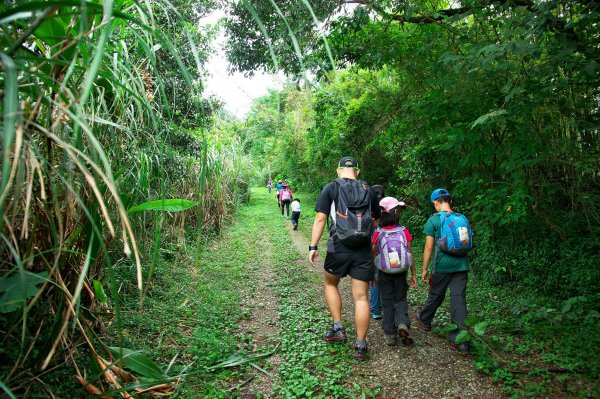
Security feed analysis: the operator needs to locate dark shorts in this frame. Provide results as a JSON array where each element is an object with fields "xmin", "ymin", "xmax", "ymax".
[{"xmin": 324, "ymin": 250, "xmax": 374, "ymax": 281}]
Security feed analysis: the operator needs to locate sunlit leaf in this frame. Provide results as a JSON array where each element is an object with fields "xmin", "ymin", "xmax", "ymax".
[
  {"xmin": 473, "ymin": 321, "xmax": 488, "ymax": 336},
  {"xmin": 455, "ymin": 330, "xmax": 471, "ymax": 344},
  {"xmin": 127, "ymin": 199, "xmax": 198, "ymax": 214},
  {"xmin": 92, "ymin": 280, "xmax": 108, "ymax": 303},
  {"xmin": 108, "ymin": 347, "xmax": 163, "ymax": 380}
]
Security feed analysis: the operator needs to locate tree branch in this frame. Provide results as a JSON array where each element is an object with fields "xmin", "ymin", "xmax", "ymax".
[{"xmin": 353, "ymin": 0, "xmax": 535, "ymax": 24}]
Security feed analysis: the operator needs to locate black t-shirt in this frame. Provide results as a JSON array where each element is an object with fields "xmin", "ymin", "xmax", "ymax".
[{"xmin": 315, "ymin": 178, "xmax": 381, "ymax": 253}]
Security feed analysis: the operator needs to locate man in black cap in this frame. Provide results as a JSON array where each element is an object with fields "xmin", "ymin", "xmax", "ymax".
[{"xmin": 308, "ymin": 156, "xmax": 381, "ymax": 361}]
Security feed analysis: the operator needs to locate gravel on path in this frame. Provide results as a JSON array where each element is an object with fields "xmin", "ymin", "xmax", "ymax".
[{"xmin": 287, "ymin": 222, "xmax": 505, "ymax": 399}]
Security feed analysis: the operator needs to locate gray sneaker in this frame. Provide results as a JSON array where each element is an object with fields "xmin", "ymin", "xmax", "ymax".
[
  {"xmin": 323, "ymin": 326, "xmax": 347, "ymax": 343},
  {"xmin": 384, "ymin": 334, "xmax": 397, "ymax": 346},
  {"xmin": 398, "ymin": 323, "xmax": 414, "ymax": 346}
]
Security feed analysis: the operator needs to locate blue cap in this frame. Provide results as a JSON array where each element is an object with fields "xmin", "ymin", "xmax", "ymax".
[{"xmin": 430, "ymin": 188, "xmax": 451, "ymax": 202}]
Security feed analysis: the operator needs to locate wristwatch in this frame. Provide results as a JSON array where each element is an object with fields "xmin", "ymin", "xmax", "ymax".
[{"xmin": 309, "ymin": 245, "xmax": 318, "ymax": 251}]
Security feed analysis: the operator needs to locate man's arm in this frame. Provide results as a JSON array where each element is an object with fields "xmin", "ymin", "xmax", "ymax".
[
  {"xmin": 422, "ymin": 236, "xmax": 435, "ymax": 282},
  {"xmin": 308, "ymin": 212, "xmax": 328, "ymax": 266}
]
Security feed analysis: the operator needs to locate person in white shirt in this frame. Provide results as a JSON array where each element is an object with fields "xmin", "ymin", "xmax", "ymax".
[{"xmin": 290, "ymin": 198, "xmax": 301, "ymax": 230}]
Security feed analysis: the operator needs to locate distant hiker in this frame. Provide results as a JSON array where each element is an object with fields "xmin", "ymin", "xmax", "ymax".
[
  {"xmin": 369, "ymin": 184, "xmax": 386, "ymax": 320},
  {"xmin": 279, "ymin": 183, "xmax": 293, "ymax": 218},
  {"xmin": 308, "ymin": 156, "xmax": 381, "ymax": 361},
  {"xmin": 276, "ymin": 180, "xmax": 283, "ymax": 208},
  {"xmin": 372, "ymin": 197, "xmax": 417, "ymax": 346},
  {"xmin": 267, "ymin": 178, "xmax": 273, "ymax": 193},
  {"xmin": 291, "ymin": 198, "xmax": 301, "ymax": 230},
  {"xmin": 416, "ymin": 188, "xmax": 473, "ymax": 353}
]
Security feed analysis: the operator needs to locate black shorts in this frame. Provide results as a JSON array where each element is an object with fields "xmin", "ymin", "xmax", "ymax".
[{"xmin": 323, "ymin": 250, "xmax": 374, "ymax": 281}]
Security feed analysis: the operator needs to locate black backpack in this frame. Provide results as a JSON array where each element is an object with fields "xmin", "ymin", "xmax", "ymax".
[{"xmin": 333, "ymin": 178, "xmax": 373, "ymax": 248}]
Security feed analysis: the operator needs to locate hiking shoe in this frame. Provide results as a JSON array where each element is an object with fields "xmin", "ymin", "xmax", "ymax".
[
  {"xmin": 384, "ymin": 334, "xmax": 397, "ymax": 346},
  {"xmin": 397, "ymin": 324, "xmax": 414, "ymax": 345},
  {"xmin": 293, "ymin": 224, "xmax": 298, "ymax": 230},
  {"xmin": 370, "ymin": 313, "xmax": 382, "ymax": 320},
  {"xmin": 323, "ymin": 326, "xmax": 347, "ymax": 343},
  {"xmin": 354, "ymin": 344, "xmax": 368, "ymax": 361},
  {"xmin": 397, "ymin": 323, "xmax": 414, "ymax": 345},
  {"xmin": 414, "ymin": 311, "xmax": 431, "ymax": 332}
]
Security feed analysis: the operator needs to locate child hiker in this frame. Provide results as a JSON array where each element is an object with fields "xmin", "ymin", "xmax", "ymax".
[
  {"xmin": 291, "ymin": 198, "xmax": 301, "ymax": 230},
  {"xmin": 416, "ymin": 188, "xmax": 472, "ymax": 353},
  {"xmin": 372, "ymin": 197, "xmax": 417, "ymax": 346}
]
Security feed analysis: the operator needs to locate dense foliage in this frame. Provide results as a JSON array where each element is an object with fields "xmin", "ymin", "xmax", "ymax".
[
  {"xmin": 230, "ymin": 1, "xmax": 599, "ymax": 395},
  {"xmin": 1, "ymin": 0, "xmax": 598, "ymax": 396},
  {"xmin": 234, "ymin": 0, "xmax": 600, "ymax": 298}
]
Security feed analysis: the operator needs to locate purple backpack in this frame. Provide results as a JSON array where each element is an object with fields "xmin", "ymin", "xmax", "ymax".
[{"xmin": 375, "ymin": 226, "xmax": 411, "ymax": 274}]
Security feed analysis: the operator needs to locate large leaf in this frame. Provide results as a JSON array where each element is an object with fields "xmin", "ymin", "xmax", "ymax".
[
  {"xmin": 127, "ymin": 199, "xmax": 198, "ymax": 215},
  {"xmin": 441, "ymin": 323, "xmax": 458, "ymax": 333},
  {"xmin": 464, "ymin": 315, "xmax": 481, "ymax": 327},
  {"xmin": 92, "ymin": 280, "xmax": 108, "ymax": 303},
  {"xmin": 470, "ymin": 109, "xmax": 507, "ymax": 129},
  {"xmin": 108, "ymin": 347, "xmax": 163, "ymax": 380},
  {"xmin": 454, "ymin": 330, "xmax": 471, "ymax": 344},
  {"xmin": 0, "ymin": 271, "xmax": 48, "ymax": 313},
  {"xmin": 474, "ymin": 321, "xmax": 489, "ymax": 336}
]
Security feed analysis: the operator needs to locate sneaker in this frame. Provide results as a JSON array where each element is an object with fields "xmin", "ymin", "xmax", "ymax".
[
  {"xmin": 354, "ymin": 344, "xmax": 368, "ymax": 361},
  {"xmin": 414, "ymin": 311, "xmax": 431, "ymax": 332},
  {"xmin": 323, "ymin": 326, "xmax": 347, "ymax": 343},
  {"xmin": 384, "ymin": 334, "xmax": 397, "ymax": 346},
  {"xmin": 370, "ymin": 313, "xmax": 382, "ymax": 320}
]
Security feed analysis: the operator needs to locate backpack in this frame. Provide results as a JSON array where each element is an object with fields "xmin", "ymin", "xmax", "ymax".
[
  {"xmin": 375, "ymin": 226, "xmax": 411, "ymax": 274},
  {"xmin": 281, "ymin": 189, "xmax": 292, "ymax": 201},
  {"xmin": 436, "ymin": 211, "xmax": 473, "ymax": 256},
  {"xmin": 332, "ymin": 178, "xmax": 373, "ymax": 248}
]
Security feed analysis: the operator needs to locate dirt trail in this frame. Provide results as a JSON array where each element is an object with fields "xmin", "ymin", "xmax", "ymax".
[
  {"xmin": 237, "ymin": 230, "xmax": 282, "ymax": 395},
  {"xmin": 286, "ymin": 223, "xmax": 504, "ymax": 399}
]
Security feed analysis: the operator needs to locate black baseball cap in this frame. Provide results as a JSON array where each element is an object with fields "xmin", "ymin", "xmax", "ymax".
[{"xmin": 338, "ymin": 156, "xmax": 359, "ymax": 169}]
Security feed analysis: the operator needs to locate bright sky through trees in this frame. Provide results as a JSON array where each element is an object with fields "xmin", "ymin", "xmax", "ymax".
[{"xmin": 200, "ymin": 10, "xmax": 283, "ymax": 118}]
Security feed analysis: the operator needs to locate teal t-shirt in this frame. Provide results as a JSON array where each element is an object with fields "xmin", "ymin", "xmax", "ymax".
[{"xmin": 423, "ymin": 212, "xmax": 470, "ymax": 273}]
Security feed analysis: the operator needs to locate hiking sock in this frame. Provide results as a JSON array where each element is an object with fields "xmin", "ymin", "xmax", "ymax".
[
  {"xmin": 355, "ymin": 339, "xmax": 367, "ymax": 347},
  {"xmin": 333, "ymin": 321, "xmax": 344, "ymax": 331}
]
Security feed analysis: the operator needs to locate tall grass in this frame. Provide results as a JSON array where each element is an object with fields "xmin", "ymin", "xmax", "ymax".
[{"xmin": 0, "ymin": 1, "xmax": 249, "ymax": 396}]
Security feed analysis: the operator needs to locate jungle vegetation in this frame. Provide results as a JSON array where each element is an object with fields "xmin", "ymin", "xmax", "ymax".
[{"xmin": 1, "ymin": 0, "xmax": 598, "ymax": 397}]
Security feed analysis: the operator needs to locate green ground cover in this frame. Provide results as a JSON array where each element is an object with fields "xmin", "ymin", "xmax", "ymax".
[
  {"xmin": 98, "ymin": 188, "xmax": 377, "ymax": 398},
  {"xmin": 295, "ymin": 190, "xmax": 598, "ymax": 398}
]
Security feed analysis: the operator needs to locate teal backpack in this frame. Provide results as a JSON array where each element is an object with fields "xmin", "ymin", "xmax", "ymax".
[{"xmin": 436, "ymin": 212, "xmax": 473, "ymax": 256}]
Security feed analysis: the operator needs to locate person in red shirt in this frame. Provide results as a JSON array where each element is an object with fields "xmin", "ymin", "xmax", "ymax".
[{"xmin": 372, "ymin": 197, "xmax": 417, "ymax": 346}]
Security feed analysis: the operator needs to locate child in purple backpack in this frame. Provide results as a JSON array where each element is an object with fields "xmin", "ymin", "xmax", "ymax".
[
  {"xmin": 372, "ymin": 197, "xmax": 417, "ymax": 346},
  {"xmin": 279, "ymin": 183, "xmax": 293, "ymax": 218}
]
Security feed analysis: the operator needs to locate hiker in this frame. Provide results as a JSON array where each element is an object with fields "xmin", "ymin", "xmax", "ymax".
[
  {"xmin": 369, "ymin": 184, "xmax": 386, "ymax": 320},
  {"xmin": 308, "ymin": 156, "xmax": 381, "ymax": 361},
  {"xmin": 279, "ymin": 183, "xmax": 293, "ymax": 218},
  {"xmin": 276, "ymin": 180, "xmax": 283, "ymax": 208},
  {"xmin": 416, "ymin": 188, "xmax": 473, "ymax": 353},
  {"xmin": 290, "ymin": 198, "xmax": 301, "ymax": 230},
  {"xmin": 372, "ymin": 197, "xmax": 417, "ymax": 346},
  {"xmin": 267, "ymin": 178, "xmax": 273, "ymax": 193}
]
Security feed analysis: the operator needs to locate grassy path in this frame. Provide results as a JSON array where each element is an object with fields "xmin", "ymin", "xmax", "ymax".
[
  {"xmin": 114, "ymin": 187, "xmax": 504, "ymax": 398},
  {"xmin": 220, "ymin": 187, "xmax": 503, "ymax": 398}
]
